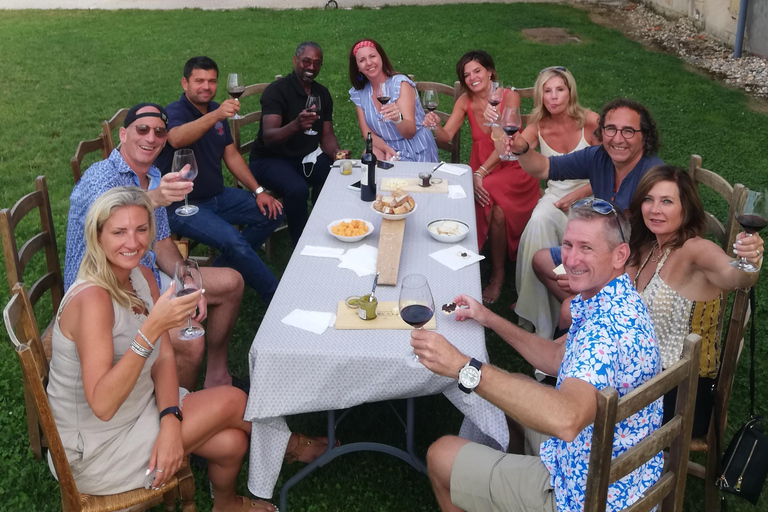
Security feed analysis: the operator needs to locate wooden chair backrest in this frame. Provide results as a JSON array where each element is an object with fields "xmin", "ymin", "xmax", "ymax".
[
  {"xmin": 584, "ymin": 334, "xmax": 702, "ymax": 512},
  {"xmin": 0, "ymin": 176, "xmax": 64, "ymax": 319},
  {"xmin": 71, "ymin": 134, "xmax": 108, "ymax": 183},
  {"xmin": 102, "ymin": 108, "xmax": 129, "ymax": 153},
  {"xmin": 408, "ymin": 76, "xmax": 462, "ymax": 163},
  {"xmin": 516, "ymin": 87, "xmax": 534, "ymax": 125}
]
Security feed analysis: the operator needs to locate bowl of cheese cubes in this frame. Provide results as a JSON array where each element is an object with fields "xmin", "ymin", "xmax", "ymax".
[{"xmin": 327, "ymin": 218, "xmax": 375, "ymax": 242}]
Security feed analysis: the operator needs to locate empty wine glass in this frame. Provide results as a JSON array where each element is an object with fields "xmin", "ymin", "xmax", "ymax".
[
  {"xmin": 399, "ymin": 274, "xmax": 435, "ymax": 366},
  {"xmin": 174, "ymin": 259, "xmax": 205, "ymax": 341},
  {"xmin": 484, "ymin": 81, "xmax": 503, "ymax": 127},
  {"xmin": 376, "ymin": 82, "xmax": 391, "ymax": 121},
  {"xmin": 173, "ymin": 149, "xmax": 199, "ymax": 216},
  {"xmin": 422, "ymin": 89, "xmax": 439, "ymax": 130},
  {"xmin": 227, "ymin": 73, "xmax": 245, "ymax": 120},
  {"xmin": 730, "ymin": 188, "xmax": 768, "ymax": 273},
  {"xmin": 304, "ymin": 94, "xmax": 321, "ymax": 135},
  {"xmin": 498, "ymin": 106, "xmax": 522, "ymax": 161}
]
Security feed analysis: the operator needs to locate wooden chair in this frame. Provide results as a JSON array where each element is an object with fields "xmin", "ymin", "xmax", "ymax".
[
  {"xmin": 71, "ymin": 134, "xmax": 108, "ymax": 183},
  {"xmin": 515, "ymin": 86, "xmax": 534, "ymax": 125},
  {"xmin": 102, "ymin": 108, "xmax": 129, "ymax": 153},
  {"xmin": 0, "ymin": 175, "xmax": 63, "ymax": 363},
  {"xmin": 584, "ymin": 333, "xmax": 702, "ymax": 512},
  {"xmin": 408, "ymin": 77, "xmax": 462, "ymax": 164},
  {"xmin": 3, "ymin": 284, "xmax": 196, "ymax": 511}
]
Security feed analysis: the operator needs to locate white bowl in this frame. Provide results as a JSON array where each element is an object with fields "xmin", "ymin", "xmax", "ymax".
[
  {"xmin": 327, "ymin": 218, "xmax": 375, "ymax": 242},
  {"xmin": 371, "ymin": 202, "xmax": 418, "ymax": 221},
  {"xmin": 427, "ymin": 219, "xmax": 469, "ymax": 243}
]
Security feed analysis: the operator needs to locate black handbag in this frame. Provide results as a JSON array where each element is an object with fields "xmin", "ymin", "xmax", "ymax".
[{"xmin": 715, "ymin": 287, "xmax": 768, "ymax": 505}]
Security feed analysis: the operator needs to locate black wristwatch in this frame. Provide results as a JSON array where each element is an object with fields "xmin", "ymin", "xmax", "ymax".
[
  {"xmin": 252, "ymin": 186, "xmax": 265, "ymax": 198},
  {"xmin": 458, "ymin": 358, "xmax": 483, "ymax": 394},
  {"xmin": 159, "ymin": 406, "xmax": 183, "ymax": 422}
]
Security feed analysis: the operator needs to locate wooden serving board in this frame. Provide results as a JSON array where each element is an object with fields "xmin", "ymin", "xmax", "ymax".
[
  {"xmin": 380, "ymin": 177, "xmax": 448, "ymax": 194},
  {"xmin": 335, "ymin": 301, "xmax": 436, "ymax": 330},
  {"xmin": 376, "ymin": 218, "xmax": 406, "ymax": 285}
]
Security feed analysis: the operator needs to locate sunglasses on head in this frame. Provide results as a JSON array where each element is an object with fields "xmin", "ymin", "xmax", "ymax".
[
  {"xmin": 572, "ymin": 198, "xmax": 625, "ymax": 243},
  {"xmin": 133, "ymin": 124, "xmax": 168, "ymax": 138},
  {"xmin": 539, "ymin": 66, "xmax": 567, "ymax": 74}
]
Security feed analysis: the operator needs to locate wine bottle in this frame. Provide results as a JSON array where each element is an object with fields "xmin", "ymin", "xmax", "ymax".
[{"xmin": 361, "ymin": 132, "xmax": 377, "ymax": 202}]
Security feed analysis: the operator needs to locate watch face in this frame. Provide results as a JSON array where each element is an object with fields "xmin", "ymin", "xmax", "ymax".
[{"xmin": 459, "ymin": 366, "xmax": 481, "ymax": 389}]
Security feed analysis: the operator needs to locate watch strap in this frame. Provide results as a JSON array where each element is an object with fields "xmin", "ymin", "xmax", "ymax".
[
  {"xmin": 458, "ymin": 358, "xmax": 483, "ymax": 393},
  {"xmin": 159, "ymin": 406, "xmax": 182, "ymax": 422},
  {"xmin": 252, "ymin": 186, "xmax": 265, "ymax": 197}
]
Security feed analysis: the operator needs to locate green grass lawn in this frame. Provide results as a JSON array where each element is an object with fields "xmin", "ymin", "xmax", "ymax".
[{"xmin": 1, "ymin": 3, "xmax": 767, "ymax": 511}]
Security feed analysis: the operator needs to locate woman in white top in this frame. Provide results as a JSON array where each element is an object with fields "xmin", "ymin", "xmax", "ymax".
[{"xmin": 512, "ymin": 67, "xmax": 600, "ymax": 338}]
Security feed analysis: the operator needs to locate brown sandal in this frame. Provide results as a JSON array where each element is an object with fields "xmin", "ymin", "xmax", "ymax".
[
  {"xmin": 230, "ymin": 495, "xmax": 277, "ymax": 512},
  {"xmin": 284, "ymin": 434, "xmax": 338, "ymax": 464}
]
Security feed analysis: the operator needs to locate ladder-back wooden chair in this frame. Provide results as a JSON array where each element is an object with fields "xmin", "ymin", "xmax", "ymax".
[
  {"xmin": 408, "ymin": 76, "xmax": 462, "ymax": 164},
  {"xmin": 102, "ymin": 108, "xmax": 129, "ymax": 153},
  {"xmin": 3, "ymin": 283, "xmax": 197, "ymax": 511},
  {"xmin": 71, "ymin": 134, "xmax": 109, "ymax": 183},
  {"xmin": 584, "ymin": 334, "xmax": 702, "ymax": 512}
]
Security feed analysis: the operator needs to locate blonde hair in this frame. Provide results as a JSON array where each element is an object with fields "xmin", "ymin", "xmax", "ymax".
[
  {"xmin": 527, "ymin": 68, "xmax": 588, "ymax": 127},
  {"xmin": 78, "ymin": 187, "xmax": 156, "ymax": 310}
]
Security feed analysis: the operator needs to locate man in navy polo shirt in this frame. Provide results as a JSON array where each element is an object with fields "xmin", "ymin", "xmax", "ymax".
[
  {"xmin": 249, "ymin": 41, "xmax": 343, "ymax": 246},
  {"xmin": 156, "ymin": 56, "xmax": 284, "ymax": 304}
]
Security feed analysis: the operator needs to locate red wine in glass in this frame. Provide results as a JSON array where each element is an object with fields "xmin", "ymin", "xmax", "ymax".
[
  {"xmin": 731, "ymin": 188, "xmax": 768, "ymax": 273},
  {"xmin": 175, "ymin": 287, "xmax": 199, "ymax": 298},
  {"xmin": 377, "ymin": 95, "xmax": 391, "ymax": 105},
  {"xmin": 502, "ymin": 125, "xmax": 520, "ymax": 136},
  {"xmin": 737, "ymin": 214, "xmax": 767, "ymax": 233},
  {"xmin": 227, "ymin": 73, "xmax": 244, "ymax": 119},
  {"xmin": 228, "ymin": 88, "xmax": 244, "ymax": 100},
  {"xmin": 400, "ymin": 304, "xmax": 434, "ymax": 329},
  {"xmin": 304, "ymin": 94, "xmax": 321, "ymax": 135}
]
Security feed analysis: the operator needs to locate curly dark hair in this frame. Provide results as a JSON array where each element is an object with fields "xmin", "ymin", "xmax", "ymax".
[
  {"xmin": 593, "ymin": 98, "xmax": 660, "ymax": 156},
  {"xmin": 627, "ymin": 165, "xmax": 707, "ymax": 267}
]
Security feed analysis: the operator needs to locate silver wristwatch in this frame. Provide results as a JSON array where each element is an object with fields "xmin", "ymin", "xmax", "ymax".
[
  {"xmin": 252, "ymin": 186, "xmax": 265, "ymax": 198},
  {"xmin": 458, "ymin": 358, "xmax": 483, "ymax": 394}
]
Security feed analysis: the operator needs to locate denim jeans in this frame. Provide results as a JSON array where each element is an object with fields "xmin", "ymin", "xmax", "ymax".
[
  {"xmin": 167, "ymin": 187, "xmax": 284, "ymax": 303},
  {"xmin": 248, "ymin": 153, "xmax": 332, "ymax": 246}
]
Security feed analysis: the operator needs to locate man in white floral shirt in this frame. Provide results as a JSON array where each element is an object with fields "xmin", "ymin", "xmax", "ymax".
[{"xmin": 412, "ymin": 200, "xmax": 662, "ymax": 512}]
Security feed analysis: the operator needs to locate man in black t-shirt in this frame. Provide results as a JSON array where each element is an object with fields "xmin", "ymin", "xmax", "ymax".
[{"xmin": 249, "ymin": 41, "xmax": 344, "ymax": 246}]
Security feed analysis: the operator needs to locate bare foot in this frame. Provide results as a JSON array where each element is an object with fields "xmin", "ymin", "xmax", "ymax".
[{"xmin": 482, "ymin": 275, "xmax": 504, "ymax": 304}]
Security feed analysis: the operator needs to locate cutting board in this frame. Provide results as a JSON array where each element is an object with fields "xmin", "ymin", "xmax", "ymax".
[
  {"xmin": 380, "ymin": 177, "xmax": 448, "ymax": 194},
  {"xmin": 335, "ymin": 301, "xmax": 436, "ymax": 330},
  {"xmin": 377, "ymin": 219, "xmax": 406, "ymax": 285}
]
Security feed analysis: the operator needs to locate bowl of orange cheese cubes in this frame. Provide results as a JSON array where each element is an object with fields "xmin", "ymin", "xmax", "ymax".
[{"xmin": 327, "ymin": 218, "xmax": 375, "ymax": 242}]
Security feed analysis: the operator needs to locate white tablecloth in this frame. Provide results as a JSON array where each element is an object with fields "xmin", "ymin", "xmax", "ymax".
[{"xmin": 245, "ymin": 161, "xmax": 509, "ymax": 498}]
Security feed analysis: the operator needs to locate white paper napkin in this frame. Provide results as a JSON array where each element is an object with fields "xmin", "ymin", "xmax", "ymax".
[
  {"xmin": 338, "ymin": 244, "xmax": 378, "ymax": 276},
  {"xmin": 300, "ymin": 245, "xmax": 345, "ymax": 258},
  {"xmin": 281, "ymin": 309, "xmax": 337, "ymax": 335},
  {"xmin": 448, "ymin": 184, "xmax": 467, "ymax": 199},
  {"xmin": 429, "ymin": 245, "xmax": 485, "ymax": 271},
  {"xmin": 436, "ymin": 164, "xmax": 469, "ymax": 176}
]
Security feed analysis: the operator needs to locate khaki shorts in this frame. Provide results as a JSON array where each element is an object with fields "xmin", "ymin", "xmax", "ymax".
[{"xmin": 450, "ymin": 428, "xmax": 556, "ymax": 512}]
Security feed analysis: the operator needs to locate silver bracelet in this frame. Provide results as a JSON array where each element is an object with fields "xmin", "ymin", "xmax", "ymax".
[
  {"xmin": 393, "ymin": 112, "xmax": 403, "ymax": 124},
  {"xmin": 137, "ymin": 329, "xmax": 155, "ymax": 350},
  {"xmin": 130, "ymin": 340, "xmax": 152, "ymax": 358}
]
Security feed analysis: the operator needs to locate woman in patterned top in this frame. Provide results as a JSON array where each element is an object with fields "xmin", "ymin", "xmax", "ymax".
[
  {"xmin": 627, "ymin": 165, "xmax": 763, "ymax": 436},
  {"xmin": 348, "ymin": 39, "xmax": 438, "ymax": 162}
]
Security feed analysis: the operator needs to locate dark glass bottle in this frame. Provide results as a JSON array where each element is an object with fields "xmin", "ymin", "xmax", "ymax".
[{"xmin": 361, "ymin": 132, "xmax": 377, "ymax": 202}]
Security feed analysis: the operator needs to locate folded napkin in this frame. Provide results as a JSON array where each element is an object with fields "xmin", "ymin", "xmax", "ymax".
[
  {"xmin": 301, "ymin": 245, "xmax": 345, "ymax": 258},
  {"xmin": 448, "ymin": 184, "xmax": 467, "ymax": 199},
  {"xmin": 338, "ymin": 243, "xmax": 378, "ymax": 276},
  {"xmin": 429, "ymin": 245, "xmax": 485, "ymax": 271},
  {"xmin": 281, "ymin": 309, "xmax": 337, "ymax": 335},
  {"xmin": 436, "ymin": 164, "xmax": 469, "ymax": 176}
]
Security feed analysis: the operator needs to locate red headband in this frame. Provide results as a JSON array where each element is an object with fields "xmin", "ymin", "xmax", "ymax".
[{"xmin": 353, "ymin": 40, "xmax": 375, "ymax": 55}]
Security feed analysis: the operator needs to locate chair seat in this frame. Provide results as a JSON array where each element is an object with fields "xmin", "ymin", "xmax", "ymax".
[{"xmin": 689, "ymin": 437, "xmax": 708, "ymax": 452}]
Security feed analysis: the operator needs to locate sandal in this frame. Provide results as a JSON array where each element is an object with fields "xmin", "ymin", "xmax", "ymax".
[
  {"xmin": 284, "ymin": 433, "xmax": 339, "ymax": 464},
  {"xmin": 482, "ymin": 278, "xmax": 504, "ymax": 304},
  {"xmin": 228, "ymin": 495, "xmax": 278, "ymax": 512}
]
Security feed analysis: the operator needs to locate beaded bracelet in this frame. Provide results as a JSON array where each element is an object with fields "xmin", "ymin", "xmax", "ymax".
[{"xmin": 130, "ymin": 339, "xmax": 152, "ymax": 358}]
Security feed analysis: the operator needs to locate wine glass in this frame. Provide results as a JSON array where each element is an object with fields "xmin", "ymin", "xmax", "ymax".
[
  {"xmin": 376, "ymin": 82, "xmax": 391, "ymax": 121},
  {"xmin": 304, "ymin": 94, "xmax": 321, "ymax": 135},
  {"xmin": 498, "ymin": 106, "xmax": 522, "ymax": 161},
  {"xmin": 422, "ymin": 89, "xmax": 439, "ymax": 130},
  {"xmin": 399, "ymin": 274, "xmax": 435, "ymax": 366},
  {"xmin": 730, "ymin": 188, "xmax": 768, "ymax": 273},
  {"xmin": 173, "ymin": 149, "xmax": 199, "ymax": 216},
  {"xmin": 227, "ymin": 73, "xmax": 245, "ymax": 120},
  {"xmin": 484, "ymin": 81, "xmax": 503, "ymax": 127},
  {"xmin": 173, "ymin": 259, "xmax": 205, "ymax": 341}
]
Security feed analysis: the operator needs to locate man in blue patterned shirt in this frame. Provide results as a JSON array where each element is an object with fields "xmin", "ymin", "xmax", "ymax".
[
  {"xmin": 412, "ymin": 201, "xmax": 662, "ymax": 512},
  {"xmin": 65, "ymin": 103, "xmax": 246, "ymax": 392}
]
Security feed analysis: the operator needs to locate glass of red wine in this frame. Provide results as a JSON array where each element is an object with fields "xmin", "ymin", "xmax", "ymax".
[
  {"xmin": 376, "ymin": 82, "xmax": 391, "ymax": 122},
  {"xmin": 227, "ymin": 73, "xmax": 245, "ymax": 120},
  {"xmin": 498, "ymin": 106, "xmax": 522, "ymax": 161},
  {"xmin": 172, "ymin": 149, "xmax": 199, "ymax": 216},
  {"xmin": 484, "ymin": 81, "xmax": 503, "ymax": 127},
  {"xmin": 730, "ymin": 188, "xmax": 768, "ymax": 273},
  {"xmin": 422, "ymin": 89, "xmax": 439, "ymax": 130},
  {"xmin": 173, "ymin": 259, "xmax": 205, "ymax": 341},
  {"xmin": 304, "ymin": 94, "xmax": 321, "ymax": 135},
  {"xmin": 399, "ymin": 274, "xmax": 435, "ymax": 366}
]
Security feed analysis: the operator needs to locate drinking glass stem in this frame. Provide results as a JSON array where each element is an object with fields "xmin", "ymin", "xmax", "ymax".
[{"xmin": 184, "ymin": 194, "xmax": 190, "ymax": 210}]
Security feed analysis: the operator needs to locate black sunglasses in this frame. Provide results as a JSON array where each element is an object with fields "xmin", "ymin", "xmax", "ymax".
[
  {"xmin": 572, "ymin": 198, "xmax": 625, "ymax": 243},
  {"xmin": 134, "ymin": 124, "xmax": 168, "ymax": 138},
  {"xmin": 539, "ymin": 66, "xmax": 567, "ymax": 74}
]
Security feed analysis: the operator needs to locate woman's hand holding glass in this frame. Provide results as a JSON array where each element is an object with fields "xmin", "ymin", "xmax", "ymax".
[
  {"xmin": 733, "ymin": 231, "xmax": 764, "ymax": 268},
  {"xmin": 423, "ymin": 111, "xmax": 441, "ymax": 130},
  {"xmin": 145, "ymin": 283, "xmax": 202, "ymax": 338}
]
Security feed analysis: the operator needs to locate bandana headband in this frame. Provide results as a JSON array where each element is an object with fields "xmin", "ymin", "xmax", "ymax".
[{"xmin": 352, "ymin": 40, "xmax": 375, "ymax": 55}]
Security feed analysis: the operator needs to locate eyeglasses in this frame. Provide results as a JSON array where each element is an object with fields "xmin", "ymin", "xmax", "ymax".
[
  {"xmin": 300, "ymin": 58, "xmax": 323, "ymax": 67},
  {"xmin": 572, "ymin": 198, "xmax": 626, "ymax": 243},
  {"xmin": 134, "ymin": 124, "xmax": 168, "ymax": 138},
  {"xmin": 602, "ymin": 125, "xmax": 640, "ymax": 140},
  {"xmin": 539, "ymin": 66, "xmax": 567, "ymax": 74}
]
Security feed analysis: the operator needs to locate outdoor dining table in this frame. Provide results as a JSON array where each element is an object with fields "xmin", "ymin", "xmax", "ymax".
[{"xmin": 245, "ymin": 161, "xmax": 509, "ymax": 509}]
